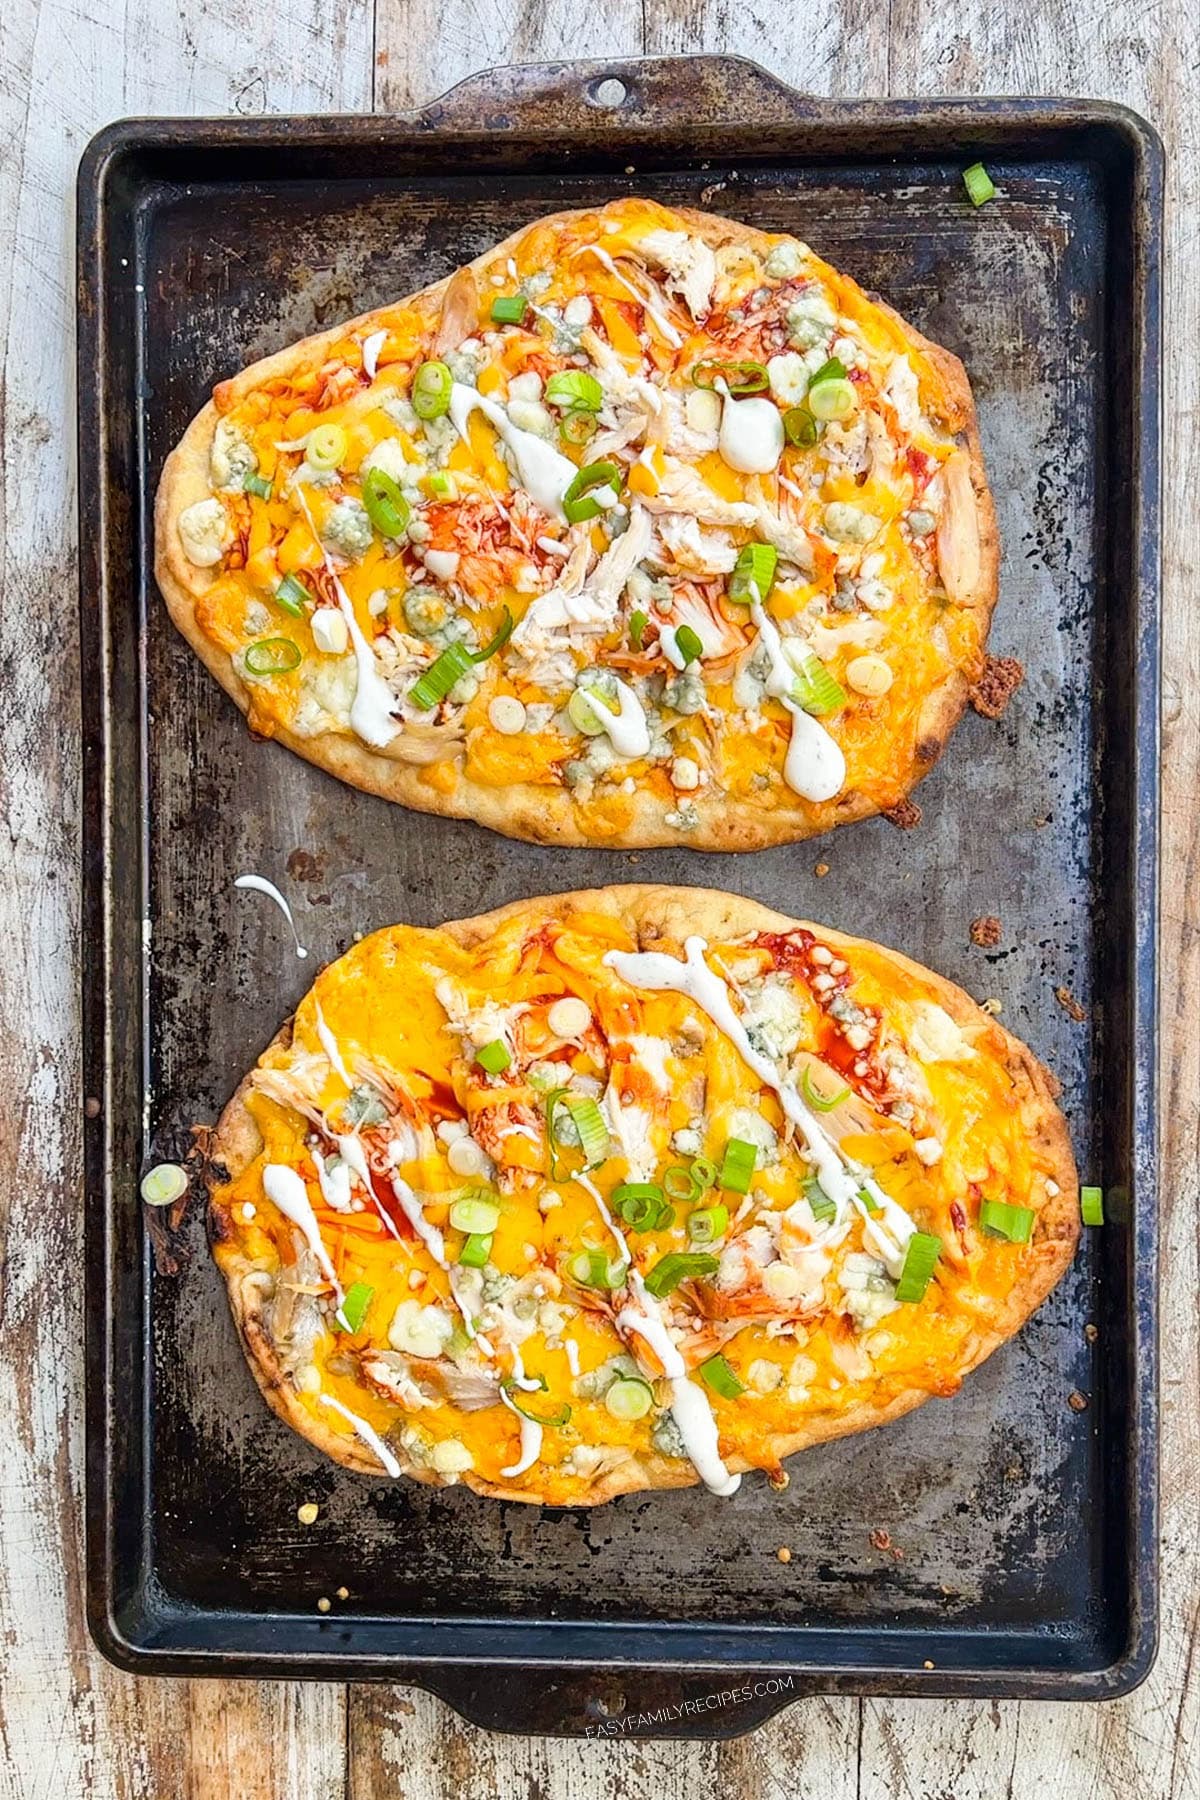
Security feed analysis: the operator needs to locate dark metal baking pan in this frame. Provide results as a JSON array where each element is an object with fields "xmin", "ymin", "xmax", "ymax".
[{"xmin": 79, "ymin": 55, "xmax": 1161, "ymax": 1735}]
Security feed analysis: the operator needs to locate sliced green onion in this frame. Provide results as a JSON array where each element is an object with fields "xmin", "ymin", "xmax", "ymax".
[
  {"xmin": 605, "ymin": 1376, "xmax": 655, "ymax": 1421},
  {"xmin": 894, "ymin": 1231, "xmax": 942, "ymax": 1303},
  {"xmin": 963, "ymin": 162, "xmax": 996, "ymax": 207},
  {"xmin": 472, "ymin": 606, "xmax": 514, "ymax": 662},
  {"xmin": 674, "ymin": 624, "xmax": 703, "ymax": 666},
  {"xmin": 458, "ymin": 1231, "xmax": 493, "ymax": 1268},
  {"xmin": 244, "ymin": 637, "xmax": 302, "ymax": 676},
  {"xmin": 490, "ymin": 294, "xmax": 528, "ymax": 325},
  {"xmin": 306, "ymin": 423, "xmax": 347, "ymax": 472},
  {"xmin": 412, "ymin": 359, "xmax": 453, "ymax": 420},
  {"xmin": 504, "ymin": 1381, "xmax": 571, "ymax": 1427},
  {"xmin": 613, "ymin": 1181, "xmax": 664, "ymax": 1215},
  {"xmin": 691, "ymin": 358, "xmax": 769, "ymax": 395},
  {"xmin": 566, "ymin": 1095, "xmax": 609, "ymax": 1165},
  {"xmin": 629, "ymin": 609, "xmax": 649, "ymax": 650},
  {"xmin": 568, "ymin": 1249, "xmax": 627, "ymax": 1290},
  {"xmin": 792, "ymin": 652, "xmax": 847, "ymax": 717},
  {"xmin": 698, "ymin": 1353, "xmax": 745, "ymax": 1399},
  {"xmin": 1080, "ymin": 1185, "xmax": 1104, "ymax": 1226},
  {"xmin": 802, "ymin": 1173, "xmax": 836, "ymax": 1224},
  {"xmin": 783, "ymin": 407, "xmax": 818, "ymax": 447},
  {"xmin": 273, "ymin": 573, "xmax": 309, "ymax": 617},
  {"xmin": 801, "ymin": 1066, "xmax": 850, "ymax": 1112},
  {"xmin": 545, "ymin": 370, "xmax": 603, "ymax": 412},
  {"xmin": 334, "ymin": 1281, "xmax": 374, "ymax": 1333},
  {"xmin": 560, "ymin": 408, "xmax": 598, "ymax": 445},
  {"xmin": 408, "ymin": 641, "xmax": 474, "ymax": 710},
  {"xmin": 719, "ymin": 1137, "xmax": 757, "ymax": 1195},
  {"xmin": 808, "ymin": 377, "xmax": 857, "ymax": 422},
  {"xmin": 562, "ymin": 461, "xmax": 621, "ymax": 525},
  {"xmin": 474, "ymin": 1039, "xmax": 511, "ymax": 1075},
  {"xmin": 663, "ymin": 1164, "xmax": 700, "ymax": 1203},
  {"xmin": 857, "ymin": 1183, "xmax": 881, "ymax": 1216},
  {"xmin": 690, "ymin": 1156, "xmax": 718, "ymax": 1190},
  {"xmin": 643, "ymin": 1251, "xmax": 719, "ymax": 1299},
  {"xmin": 978, "ymin": 1198, "xmax": 1034, "ymax": 1243},
  {"xmin": 428, "ymin": 471, "xmax": 456, "ymax": 500},
  {"xmin": 808, "ymin": 357, "xmax": 847, "ymax": 389},
  {"xmin": 687, "ymin": 1203, "xmax": 729, "ymax": 1245},
  {"xmin": 243, "ymin": 472, "xmax": 273, "ymax": 499},
  {"xmin": 729, "ymin": 542, "xmax": 778, "ymax": 606},
  {"xmin": 567, "ymin": 686, "xmax": 609, "ymax": 736},
  {"xmin": 449, "ymin": 1194, "xmax": 501, "ymax": 1234},
  {"xmin": 361, "ymin": 466, "xmax": 411, "ymax": 539},
  {"xmin": 140, "ymin": 1162, "xmax": 188, "ymax": 1206}
]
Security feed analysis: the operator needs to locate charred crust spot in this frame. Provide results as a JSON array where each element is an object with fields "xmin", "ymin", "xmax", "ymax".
[
  {"xmin": 915, "ymin": 734, "xmax": 942, "ymax": 765},
  {"xmin": 883, "ymin": 798, "xmax": 922, "ymax": 831},
  {"xmin": 970, "ymin": 914, "xmax": 1002, "ymax": 948},
  {"xmin": 208, "ymin": 1205, "xmax": 235, "ymax": 1245},
  {"xmin": 970, "ymin": 655, "xmax": 1023, "ymax": 719}
]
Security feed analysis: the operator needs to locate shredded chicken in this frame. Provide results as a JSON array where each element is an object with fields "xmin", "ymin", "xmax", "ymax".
[
  {"xmin": 745, "ymin": 476, "xmax": 816, "ymax": 575},
  {"xmin": 935, "ymin": 451, "xmax": 982, "ymax": 603},
  {"xmin": 644, "ymin": 458, "xmax": 757, "ymax": 528},
  {"xmin": 654, "ymin": 512, "xmax": 739, "ymax": 577},
  {"xmin": 433, "ymin": 267, "xmax": 479, "ymax": 356},
  {"xmin": 638, "ymin": 227, "xmax": 717, "ymax": 321}
]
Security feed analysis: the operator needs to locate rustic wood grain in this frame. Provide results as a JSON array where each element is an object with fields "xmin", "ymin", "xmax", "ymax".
[{"xmin": 2, "ymin": 0, "xmax": 1195, "ymax": 1793}]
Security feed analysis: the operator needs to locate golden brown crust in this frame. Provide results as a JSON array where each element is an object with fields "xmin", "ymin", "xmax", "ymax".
[
  {"xmin": 207, "ymin": 885, "xmax": 1078, "ymax": 1502},
  {"xmin": 156, "ymin": 206, "xmax": 1002, "ymax": 852}
]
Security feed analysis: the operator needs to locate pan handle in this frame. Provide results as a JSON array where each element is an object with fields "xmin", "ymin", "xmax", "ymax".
[{"xmin": 411, "ymin": 54, "xmax": 818, "ymax": 136}]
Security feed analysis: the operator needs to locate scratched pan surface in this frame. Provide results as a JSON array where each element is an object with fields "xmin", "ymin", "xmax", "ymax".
[{"xmin": 78, "ymin": 58, "xmax": 1161, "ymax": 1733}]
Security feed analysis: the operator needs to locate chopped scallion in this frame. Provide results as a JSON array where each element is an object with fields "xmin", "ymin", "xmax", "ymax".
[
  {"xmin": 408, "ymin": 641, "xmax": 474, "ymax": 711},
  {"xmin": 474, "ymin": 1039, "xmax": 511, "ymax": 1076},
  {"xmin": 690, "ymin": 1157, "xmax": 718, "ymax": 1190},
  {"xmin": 894, "ymin": 1231, "xmax": 942, "ymax": 1303},
  {"xmin": 490, "ymin": 294, "xmax": 528, "ymax": 325},
  {"xmin": 719, "ymin": 1136, "xmax": 757, "ymax": 1195},
  {"xmin": 562, "ymin": 461, "xmax": 621, "ymax": 525},
  {"xmin": 978, "ymin": 1198, "xmax": 1035, "ymax": 1243},
  {"xmin": 545, "ymin": 370, "xmax": 603, "ymax": 412},
  {"xmin": 802, "ymin": 1174, "xmax": 836, "ymax": 1224},
  {"xmin": 361, "ymin": 466, "xmax": 410, "ymax": 539},
  {"xmin": 605, "ymin": 1376, "xmax": 655, "ymax": 1420},
  {"xmin": 698, "ymin": 1352, "xmax": 745, "ymax": 1399},
  {"xmin": 566, "ymin": 1095, "xmax": 609, "ymax": 1166},
  {"xmin": 643, "ymin": 1251, "xmax": 719, "ymax": 1299},
  {"xmin": 140, "ymin": 1162, "xmax": 188, "ymax": 1207},
  {"xmin": 334, "ymin": 1281, "xmax": 374, "ymax": 1333},
  {"xmin": 791, "ymin": 652, "xmax": 847, "ymax": 716},
  {"xmin": 273, "ymin": 573, "xmax": 310, "ymax": 618},
  {"xmin": 244, "ymin": 637, "xmax": 302, "ymax": 676},
  {"xmin": 729, "ymin": 541, "xmax": 778, "ymax": 606},
  {"xmin": 412, "ymin": 359, "xmax": 453, "ymax": 420},
  {"xmin": 1080, "ymin": 1185, "xmax": 1104, "ymax": 1226},
  {"xmin": 783, "ymin": 407, "xmax": 818, "ymax": 447},
  {"xmin": 568, "ymin": 1248, "xmax": 627, "ymax": 1290},
  {"xmin": 629, "ymin": 608, "xmax": 649, "ymax": 650},
  {"xmin": 305, "ymin": 423, "xmax": 347, "ymax": 472},
  {"xmin": 243, "ymin": 472, "xmax": 273, "ymax": 499},
  {"xmin": 560, "ymin": 408, "xmax": 598, "ymax": 445},
  {"xmin": 472, "ymin": 606, "xmax": 514, "ymax": 662},
  {"xmin": 458, "ymin": 1230, "xmax": 493, "ymax": 1269},
  {"xmin": 663, "ymin": 1164, "xmax": 700, "ymax": 1203},
  {"xmin": 963, "ymin": 162, "xmax": 996, "ymax": 207},
  {"xmin": 449, "ymin": 1194, "xmax": 501, "ymax": 1234},
  {"xmin": 807, "ymin": 376, "xmax": 857, "ymax": 422},
  {"xmin": 686, "ymin": 1203, "xmax": 729, "ymax": 1246},
  {"xmin": 801, "ymin": 1066, "xmax": 850, "ymax": 1113},
  {"xmin": 674, "ymin": 624, "xmax": 703, "ymax": 666}
]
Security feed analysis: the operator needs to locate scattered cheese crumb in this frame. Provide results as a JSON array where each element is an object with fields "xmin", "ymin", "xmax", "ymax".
[
  {"xmin": 297, "ymin": 1502, "xmax": 319, "ymax": 1526},
  {"xmin": 336, "ymin": 1586, "xmax": 349, "ymax": 1600},
  {"xmin": 316, "ymin": 1596, "xmax": 331, "ymax": 1614},
  {"xmin": 776, "ymin": 1546, "xmax": 792, "ymax": 1564}
]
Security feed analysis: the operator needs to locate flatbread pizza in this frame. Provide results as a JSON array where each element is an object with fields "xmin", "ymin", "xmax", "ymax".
[
  {"xmin": 157, "ymin": 199, "xmax": 999, "ymax": 850},
  {"xmin": 206, "ymin": 886, "xmax": 1077, "ymax": 1504}
]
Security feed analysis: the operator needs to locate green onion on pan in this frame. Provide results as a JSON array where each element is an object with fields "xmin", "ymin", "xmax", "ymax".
[
  {"xmin": 728, "ymin": 541, "xmax": 778, "ymax": 605},
  {"xmin": 690, "ymin": 358, "xmax": 769, "ymax": 394},
  {"xmin": 408, "ymin": 641, "xmax": 474, "ymax": 711},
  {"xmin": 808, "ymin": 375, "xmax": 857, "ymax": 422},
  {"xmin": 698, "ymin": 1353, "xmax": 745, "ymax": 1399},
  {"xmin": 783, "ymin": 407, "xmax": 818, "ymax": 447},
  {"xmin": 690, "ymin": 1157, "xmax": 718, "ymax": 1190},
  {"xmin": 663, "ymin": 1164, "xmax": 700, "ymax": 1203},
  {"xmin": 719, "ymin": 1137, "xmax": 757, "ymax": 1195},
  {"xmin": 1080, "ymin": 1185, "xmax": 1105, "ymax": 1226},
  {"xmin": 140, "ymin": 1163, "xmax": 188, "ymax": 1206},
  {"xmin": 628, "ymin": 609, "xmax": 649, "ymax": 650},
  {"xmin": 560, "ymin": 408, "xmax": 598, "ymax": 445},
  {"xmin": 243, "ymin": 472, "xmax": 273, "ymax": 499},
  {"xmin": 673, "ymin": 624, "xmax": 703, "ymax": 666},
  {"xmin": 504, "ymin": 1382, "xmax": 572, "ymax": 1427},
  {"xmin": 894, "ymin": 1232, "xmax": 942, "ymax": 1303},
  {"xmin": 963, "ymin": 162, "xmax": 997, "ymax": 207},
  {"xmin": 978, "ymin": 1198, "xmax": 1035, "ymax": 1243},
  {"xmin": 473, "ymin": 606, "xmax": 515, "ymax": 661}
]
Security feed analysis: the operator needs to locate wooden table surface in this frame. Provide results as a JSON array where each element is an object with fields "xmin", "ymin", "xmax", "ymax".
[{"xmin": 2, "ymin": 0, "xmax": 1196, "ymax": 1792}]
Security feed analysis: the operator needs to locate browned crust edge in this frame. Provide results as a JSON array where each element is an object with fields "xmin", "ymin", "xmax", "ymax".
[
  {"xmin": 207, "ymin": 884, "xmax": 1079, "ymax": 1503},
  {"xmin": 155, "ymin": 205, "xmax": 1002, "ymax": 852}
]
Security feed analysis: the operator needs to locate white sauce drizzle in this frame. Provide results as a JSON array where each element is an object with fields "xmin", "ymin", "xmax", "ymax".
[
  {"xmin": 337, "ymin": 1133, "xmax": 403, "ymax": 1241},
  {"xmin": 311, "ymin": 1147, "xmax": 353, "ymax": 1213},
  {"xmin": 361, "ymin": 328, "xmax": 387, "ymax": 381},
  {"xmin": 617, "ymin": 1272, "xmax": 740, "ymax": 1497},
  {"xmin": 564, "ymin": 1338, "xmax": 581, "ymax": 1378},
  {"xmin": 314, "ymin": 999, "xmax": 353, "ymax": 1085},
  {"xmin": 291, "ymin": 488, "xmax": 400, "ymax": 748},
  {"xmin": 576, "ymin": 243, "xmax": 684, "ymax": 348},
  {"xmin": 449, "ymin": 383, "xmax": 578, "ymax": 520},
  {"xmin": 717, "ymin": 380, "xmax": 784, "ymax": 475},
  {"xmin": 508, "ymin": 1342, "xmax": 544, "ymax": 1392},
  {"xmin": 261, "ymin": 1165, "xmax": 345, "ymax": 1316},
  {"xmin": 387, "ymin": 1159, "xmax": 492, "ymax": 1349},
  {"xmin": 583, "ymin": 676, "xmax": 651, "ymax": 758},
  {"xmin": 318, "ymin": 1393, "xmax": 402, "ymax": 1477},
  {"xmin": 748, "ymin": 595, "xmax": 846, "ymax": 803},
  {"xmin": 499, "ymin": 1388, "xmax": 544, "ymax": 1477},
  {"xmin": 233, "ymin": 875, "xmax": 309, "ymax": 958}
]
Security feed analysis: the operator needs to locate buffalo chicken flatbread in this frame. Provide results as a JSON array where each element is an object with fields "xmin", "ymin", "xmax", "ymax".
[
  {"xmin": 157, "ymin": 200, "xmax": 999, "ymax": 850},
  {"xmin": 207, "ymin": 887, "xmax": 1077, "ymax": 1503}
]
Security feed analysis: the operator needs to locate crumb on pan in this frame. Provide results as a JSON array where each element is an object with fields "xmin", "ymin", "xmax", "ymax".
[
  {"xmin": 884, "ymin": 798, "xmax": 922, "ymax": 830},
  {"xmin": 1055, "ymin": 984, "xmax": 1087, "ymax": 1022},
  {"xmin": 316, "ymin": 1596, "xmax": 331, "ymax": 1613},
  {"xmin": 980, "ymin": 996, "xmax": 1003, "ymax": 1015},
  {"xmin": 970, "ymin": 914, "xmax": 1002, "ymax": 947},
  {"xmin": 1084, "ymin": 1323, "xmax": 1099, "ymax": 1343},
  {"xmin": 297, "ymin": 1502, "xmax": 319, "ymax": 1525},
  {"xmin": 970, "ymin": 654, "xmax": 1024, "ymax": 719},
  {"xmin": 815, "ymin": 861, "xmax": 830, "ymax": 878},
  {"xmin": 776, "ymin": 1546, "xmax": 792, "ymax": 1564},
  {"xmin": 1068, "ymin": 1390, "xmax": 1089, "ymax": 1412}
]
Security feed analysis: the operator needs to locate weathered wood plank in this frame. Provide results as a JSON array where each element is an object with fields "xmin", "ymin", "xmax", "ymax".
[{"xmin": 0, "ymin": 1, "xmax": 371, "ymax": 1794}]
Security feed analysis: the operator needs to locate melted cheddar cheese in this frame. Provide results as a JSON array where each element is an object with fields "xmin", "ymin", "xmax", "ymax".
[
  {"xmin": 210, "ymin": 895, "xmax": 1075, "ymax": 1504},
  {"xmin": 170, "ymin": 199, "xmax": 994, "ymax": 849}
]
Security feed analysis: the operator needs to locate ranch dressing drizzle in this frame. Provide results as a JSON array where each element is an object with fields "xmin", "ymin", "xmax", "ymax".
[
  {"xmin": 576, "ymin": 244, "xmax": 684, "ymax": 348},
  {"xmin": 233, "ymin": 875, "xmax": 309, "ymax": 958},
  {"xmin": 338, "ymin": 1133, "xmax": 403, "ymax": 1242},
  {"xmin": 748, "ymin": 595, "xmax": 846, "ymax": 804},
  {"xmin": 564, "ymin": 1337, "xmax": 581, "ymax": 1378},
  {"xmin": 361, "ymin": 327, "xmax": 387, "ymax": 381},
  {"xmin": 293, "ymin": 488, "xmax": 400, "ymax": 748},
  {"xmin": 387, "ymin": 1154, "xmax": 494, "ymax": 1353},
  {"xmin": 603, "ymin": 938, "xmax": 909, "ymax": 1233},
  {"xmin": 314, "ymin": 999, "xmax": 353, "ymax": 1086},
  {"xmin": 716, "ymin": 379, "xmax": 784, "ymax": 475},
  {"xmin": 261, "ymin": 1165, "xmax": 347, "ymax": 1323},
  {"xmin": 449, "ymin": 384, "xmax": 578, "ymax": 521},
  {"xmin": 318, "ymin": 1393, "xmax": 402, "ymax": 1477},
  {"xmin": 582, "ymin": 677, "xmax": 651, "ymax": 758},
  {"xmin": 311, "ymin": 1147, "xmax": 353, "ymax": 1213},
  {"xmin": 574, "ymin": 1173, "xmax": 739, "ymax": 1497},
  {"xmin": 499, "ymin": 1388, "xmax": 543, "ymax": 1477},
  {"xmin": 507, "ymin": 1342, "xmax": 544, "ymax": 1393}
]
